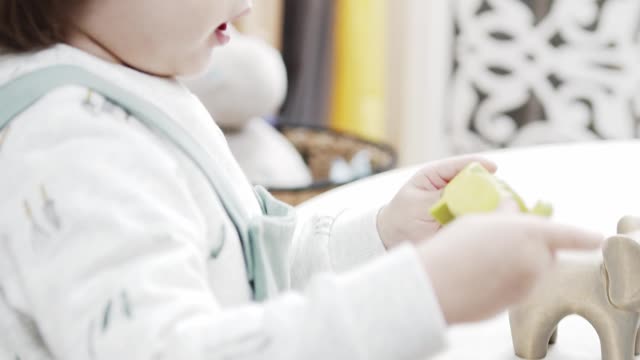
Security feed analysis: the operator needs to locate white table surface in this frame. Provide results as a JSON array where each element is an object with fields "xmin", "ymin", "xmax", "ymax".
[{"xmin": 296, "ymin": 140, "xmax": 640, "ymax": 359}]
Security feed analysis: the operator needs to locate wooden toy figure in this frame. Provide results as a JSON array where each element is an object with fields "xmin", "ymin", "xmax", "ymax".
[{"xmin": 509, "ymin": 216, "xmax": 640, "ymax": 360}]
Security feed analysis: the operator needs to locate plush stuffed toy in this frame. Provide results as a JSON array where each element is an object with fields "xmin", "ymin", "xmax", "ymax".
[{"xmin": 185, "ymin": 29, "xmax": 312, "ymax": 189}]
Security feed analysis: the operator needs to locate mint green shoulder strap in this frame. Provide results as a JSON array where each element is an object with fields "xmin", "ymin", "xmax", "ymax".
[{"xmin": 0, "ymin": 65, "xmax": 255, "ymax": 273}]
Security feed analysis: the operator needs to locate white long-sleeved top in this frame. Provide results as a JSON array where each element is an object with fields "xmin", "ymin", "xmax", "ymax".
[{"xmin": 0, "ymin": 44, "xmax": 446, "ymax": 360}]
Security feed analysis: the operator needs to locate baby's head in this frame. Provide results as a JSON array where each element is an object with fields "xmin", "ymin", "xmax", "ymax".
[{"xmin": 0, "ymin": 0, "xmax": 252, "ymax": 76}]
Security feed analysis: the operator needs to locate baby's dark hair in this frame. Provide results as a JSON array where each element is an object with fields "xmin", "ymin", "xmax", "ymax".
[{"xmin": 0, "ymin": 0, "xmax": 85, "ymax": 52}]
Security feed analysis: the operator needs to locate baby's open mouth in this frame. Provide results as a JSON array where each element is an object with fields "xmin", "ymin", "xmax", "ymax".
[{"xmin": 214, "ymin": 22, "xmax": 231, "ymax": 45}]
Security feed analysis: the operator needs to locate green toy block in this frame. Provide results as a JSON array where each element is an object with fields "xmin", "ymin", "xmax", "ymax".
[{"xmin": 429, "ymin": 162, "xmax": 553, "ymax": 225}]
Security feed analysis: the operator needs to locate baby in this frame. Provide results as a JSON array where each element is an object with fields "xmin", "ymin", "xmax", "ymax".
[{"xmin": 0, "ymin": 1, "xmax": 601, "ymax": 359}]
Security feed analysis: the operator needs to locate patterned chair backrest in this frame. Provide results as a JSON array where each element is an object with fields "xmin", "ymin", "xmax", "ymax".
[{"xmin": 448, "ymin": 0, "xmax": 640, "ymax": 153}]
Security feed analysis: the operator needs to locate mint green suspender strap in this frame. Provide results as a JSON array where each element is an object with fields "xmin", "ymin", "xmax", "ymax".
[{"xmin": 0, "ymin": 65, "xmax": 295, "ymax": 301}]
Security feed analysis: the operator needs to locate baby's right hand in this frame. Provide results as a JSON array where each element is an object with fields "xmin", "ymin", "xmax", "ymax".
[{"xmin": 418, "ymin": 214, "xmax": 603, "ymax": 325}]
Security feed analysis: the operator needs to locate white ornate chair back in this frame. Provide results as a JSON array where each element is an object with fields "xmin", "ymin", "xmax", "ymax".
[{"xmin": 448, "ymin": 0, "xmax": 640, "ymax": 153}]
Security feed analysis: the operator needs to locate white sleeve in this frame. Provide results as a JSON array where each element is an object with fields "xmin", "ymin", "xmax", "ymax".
[
  {"xmin": 290, "ymin": 206, "xmax": 388, "ymax": 288},
  {"xmin": 3, "ymin": 101, "xmax": 447, "ymax": 360}
]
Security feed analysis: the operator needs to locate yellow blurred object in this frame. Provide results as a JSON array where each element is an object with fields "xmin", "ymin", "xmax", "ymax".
[{"xmin": 329, "ymin": 0, "xmax": 386, "ymax": 141}]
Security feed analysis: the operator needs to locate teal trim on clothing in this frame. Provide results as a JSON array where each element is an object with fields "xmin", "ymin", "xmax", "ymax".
[{"xmin": 0, "ymin": 65, "xmax": 296, "ymax": 301}]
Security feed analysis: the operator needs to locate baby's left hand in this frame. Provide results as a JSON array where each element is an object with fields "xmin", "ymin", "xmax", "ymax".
[{"xmin": 377, "ymin": 156, "xmax": 497, "ymax": 249}]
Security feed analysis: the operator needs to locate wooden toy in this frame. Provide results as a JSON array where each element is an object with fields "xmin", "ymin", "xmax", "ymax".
[{"xmin": 509, "ymin": 216, "xmax": 640, "ymax": 360}]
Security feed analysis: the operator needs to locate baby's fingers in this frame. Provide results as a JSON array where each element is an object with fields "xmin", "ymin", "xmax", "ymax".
[
  {"xmin": 529, "ymin": 218, "xmax": 603, "ymax": 251},
  {"xmin": 432, "ymin": 156, "xmax": 497, "ymax": 181},
  {"xmin": 415, "ymin": 156, "xmax": 497, "ymax": 190}
]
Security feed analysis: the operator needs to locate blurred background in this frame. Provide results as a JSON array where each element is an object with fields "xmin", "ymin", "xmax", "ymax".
[{"xmin": 192, "ymin": 0, "xmax": 640, "ymax": 204}]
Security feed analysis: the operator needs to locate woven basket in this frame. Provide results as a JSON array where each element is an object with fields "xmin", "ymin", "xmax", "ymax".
[{"xmin": 267, "ymin": 126, "xmax": 397, "ymax": 206}]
